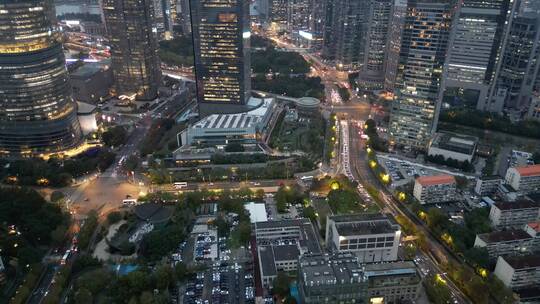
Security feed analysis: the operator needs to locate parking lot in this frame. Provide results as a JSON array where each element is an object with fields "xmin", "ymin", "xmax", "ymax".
[{"xmin": 182, "ymin": 262, "xmax": 255, "ymax": 304}]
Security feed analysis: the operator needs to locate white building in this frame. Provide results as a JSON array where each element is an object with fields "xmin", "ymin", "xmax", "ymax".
[
  {"xmin": 413, "ymin": 175, "xmax": 457, "ymax": 204},
  {"xmin": 474, "ymin": 230, "xmax": 535, "ymax": 260},
  {"xmin": 325, "ymin": 213, "xmax": 401, "ymax": 263},
  {"xmin": 475, "ymin": 175, "xmax": 502, "ymax": 196},
  {"xmin": 489, "ymin": 200, "xmax": 540, "ymax": 229},
  {"xmin": 505, "ymin": 164, "xmax": 540, "ymax": 194},
  {"xmin": 427, "ymin": 132, "xmax": 478, "ymax": 163},
  {"xmin": 258, "ymin": 244, "xmax": 301, "ymax": 288},
  {"xmin": 178, "ymin": 97, "xmax": 276, "ymax": 147},
  {"xmin": 494, "ymin": 255, "xmax": 540, "ymax": 289}
]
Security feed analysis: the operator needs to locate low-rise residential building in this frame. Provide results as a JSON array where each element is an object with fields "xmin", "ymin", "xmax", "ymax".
[
  {"xmin": 489, "ymin": 199, "xmax": 540, "ymax": 229},
  {"xmin": 505, "ymin": 164, "xmax": 540, "ymax": 195},
  {"xmin": 525, "ymin": 221, "xmax": 540, "ymax": 248},
  {"xmin": 365, "ymin": 261, "xmax": 422, "ymax": 304},
  {"xmin": 474, "ymin": 230, "xmax": 535, "ymax": 260},
  {"xmin": 413, "ymin": 175, "xmax": 458, "ymax": 204},
  {"xmin": 475, "ymin": 175, "xmax": 502, "ymax": 196},
  {"xmin": 494, "ymin": 254, "xmax": 540, "ymax": 289},
  {"xmin": 297, "ymin": 253, "xmax": 367, "ymax": 304},
  {"xmin": 427, "ymin": 132, "xmax": 478, "ymax": 163},
  {"xmin": 325, "ymin": 213, "xmax": 401, "ymax": 263},
  {"xmin": 258, "ymin": 244, "xmax": 301, "ymax": 288}
]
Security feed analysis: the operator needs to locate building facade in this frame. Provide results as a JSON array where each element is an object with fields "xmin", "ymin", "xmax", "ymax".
[
  {"xmin": 103, "ymin": 0, "xmax": 161, "ymax": 101},
  {"xmin": 322, "ymin": 0, "xmax": 369, "ymax": 70},
  {"xmin": 190, "ymin": 0, "xmax": 251, "ymax": 116},
  {"xmin": 413, "ymin": 175, "xmax": 458, "ymax": 204},
  {"xmin": 494, "ymin": 255, "xmax": 540, "ymax": 289},
  {"xmin": 298, "ymin": 253, "xmax": 367, "ymax": 304},
  {"xmin": 442, "ymin": 0, "xmax": 512, "ymax": 110},
  {"xmin": 474, "ymin": 229, "xmax": 535, "ymax": 260},
  {"xmin": 489, "ymin": 200, "xmax": 540, "ymax": 229},
  {"xmin": 488, "ymin": 13, "xmax": 540, "ymax": 111},
  {"xmin": 0, "ymin": 0, "xmax": 83, "ymax": 157},
  {"xmin": 505, "ymin": 164, "xmax": 540, "ymax": 194},
  {"xmin": 325, "ymin": 213, "xmax": 401, "ymax": 263},
  {"xmin": 357, "ymin": 0, "xmax": 393, "ymax": 91},
  {"xmin": 384, "ymin": 0, "xmax": 407, "ymax": 94},
  {"xmin": 388, "ymin": 0, "xmax": 453, "ymax": 149},
  {"xmin": 365, "ymin": 261, "xmax": 423, "ymax": 304}
]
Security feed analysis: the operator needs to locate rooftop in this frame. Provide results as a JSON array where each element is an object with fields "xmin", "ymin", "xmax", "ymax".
[
  {"xmin": 329, "ymin": 213, "xmax": 399, "ymax": 236},
  {"xmin": 527, "ymin": 222, "xmax": 540, "ymax": 233},
  {"xmin": 501, "ymin": 254, "xmax": 540, "ymax": 269},
  {"xmin": 191, "ymin": 97, "xmax": 273, "ymax": 130},
  {"xmin": 364, "ymin": 261, "xmax": 419, "ymax": 278},
  {"xmin": 258, "ymin": 246, "xmax": 277, "ymax": 277},
  {"xmin": 430, "ymin": 132, "xmax": 478, "ymax": 155},
  {"xmin": 477, "ymin": 229, "xmax": 532, "ymax": 243},
  {"xmin": 494, "ymin": 199, "xmax": 540, "ymax": 211},
  {"xmin": 244, "ymin": 202, "xmax": 268, "ymax": 223},
  {"xmin": 134, "ymin": 203, "xmax": 173, "ymax": 225},
  {"xmin": 514, "ymin": 164, "xmax": 540, "ymax": 177},
  {"xmin": 416, "ymin": 175, "xmax": 456, "ymax": 187},
  {"xmin": 254, "ymin": 218, "xmax": 321, "ymax": 254},
  {"xmin": 299, "ymin": 253, "xmax": 365, "ymax": 286}
]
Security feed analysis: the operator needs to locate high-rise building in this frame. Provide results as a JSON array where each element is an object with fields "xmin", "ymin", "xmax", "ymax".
[
  {"xmin": 357, "ymin": 0, "xmax": 393, "ymax": 90},
  {"xmin": 269, "ymin": 0, "xmax": 288, "ymax": 30},
  {"xmin": 153, "ymin": 0, "xmax": 174, "ymax": 40},
  {"xmin": 322, "ymin": 0, "xmax": 370, "ymax": 70},
  {"xmin": 0, "ymin": 0, "xmax": 83, "ymax": 157},
  {"xmin": 103, "ymin": 0, "xmax": 161, "ymax": 101},
  {"xmin": 176, "ymin": 0, "xmax": 191, "ymax": 35},
  {"xmin": 388, "ymin": 0, "xmax": 453, "ymax": 149},
  {"xmin": 384, "ymin": 0, "xmax": 407, "ymax": 94},
  {"xmin": 442, "ymin": 0, "xmax": 512, "ymax": 110},
  {"xmin": 190, "ymin": 0, "xmax": 251, "ymax": 116},
  {"xmin": 487, "ymin": 13, "xmax": 540, "ymax": 111}
]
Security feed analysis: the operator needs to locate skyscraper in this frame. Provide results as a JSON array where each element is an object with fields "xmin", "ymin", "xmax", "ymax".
[
  {"xmin": 322, "ymin": 0, "xmax": 370, "ymax": 70},
  {"xmin": 388, "ymin": 0, "xmax": 453, "ymax": 149},
  {"xmin": 153, "ymin": 0, "xmax": 174, "ymax": 40},
  {"xmin": 357, "ymin": 0, "xmax": 393, "ymax": 90},
  {"xmin": 190, "ymin": 0, "xmax": 251, "ymax": 116},
  {"xmin": 0, "ymin": 0, "xmax": 82, "ymax": 157},
  {"xmin": 103, "ymin": 0, "xmax": 161, "ymax": 101},
  {"xmin": 487, "ymin": 13, "xmax": 540, "ymax": 111},
  {"xmin": 384, "ymin": 0, "xmax": 407, "ymax": 94},
  {"xmin": 269, "ymin": 0, "xmax": 288, "ymax": 30},
  {"xmin": 442, "ymin": 0, "xmax": 512, "ymax": 109}
]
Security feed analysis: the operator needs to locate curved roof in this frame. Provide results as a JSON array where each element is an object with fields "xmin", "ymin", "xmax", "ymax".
[{"xmin": 295, "ymin": 97, "xmax": 320, "ymax": 107}]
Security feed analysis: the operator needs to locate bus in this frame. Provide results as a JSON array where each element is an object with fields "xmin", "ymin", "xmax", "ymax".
[
  {"xmin": 174, "ymin": 182, "xmax": 188, "ymax": 189},
  {"xmin": 122, "ymin": 199, "xmax": 137, "ymax": 206}
]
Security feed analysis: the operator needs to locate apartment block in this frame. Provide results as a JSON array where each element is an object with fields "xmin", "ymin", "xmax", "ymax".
[
  {"xmin": 365, "ymin": 261, "xmax": 422, "ymax": 304},
  {"xmin": 494, "ymin": 254, "xmax": 540, "ymax": 289},
  {"xmin": 413, "ymin": 175, "xmax": 458, "ymax": 204},
  {"xmin": 489, "ymin": 200, "xmax": 540, "ymax": 229},
  {"xmin": 474, "ymin": 229, "xmax": 535, "ymax": 260},
  {"xmin": 505, "ymin": 164, "xmax": 540, "ymax": 195}
]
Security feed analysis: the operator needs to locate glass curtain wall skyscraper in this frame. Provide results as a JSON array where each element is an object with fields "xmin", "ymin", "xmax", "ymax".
[
  {"xmin": 323, "ymin": 0, "xmax": 370, "ymax": 70},
  {"xmin": 357, "ymin": 0, "xmax": 393, "ymax": 90},
  {"xmin": 442, "ymin": 0, "xmax": 512, "ymax": 110},
  {"xmin": 388, "ymin": 0, "xmax": 453, "ymax": 149},
  {"xmin": 103, "ymin": 0, "xmax": 162, "ymax": 101},
  {"xmin": 190, "ymin": 0, "xmax": 251, "ymax": 117},
  {"xmin": 0, "ymin": 0, "xmax": 82, "ymax": 157}
]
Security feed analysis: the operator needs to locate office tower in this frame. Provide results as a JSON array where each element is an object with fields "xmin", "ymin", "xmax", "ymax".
[
  {"xmin": 153, "ymin": 0, "xmax": 173, "ymax": 40},
  {"xmin": 190, "ymin": 0, "xmax": 251, "ymax": 116},
  {"xmin": 358, "ymin": 0, "xmax": 393, "ymax": 90},
  {"xmin": 384, "ymin": 0, "xmax": 407, "ymax": 94},
  {"xmin": 269, "ymin": 0, "xmax": 288, "ymax": 30},
  {"xmin": 388, "ymin": 0, "xmax": 453, "ymax": 150},
  {"xmin": 287, "ymin": 0, "xmax": 310, "ymax": 39},
  {"xmin": 442, "ymin": 0, "xmax": 512, "ymax": 109},
  {"xmin": 322, "ymin": 0, "xmax": 370, "ymax": 70},
  {"xmin": 487, "ymin": 13, "xmax": 540, "ymax": 111},
  {"xmin": 0, "ymin": 0, "xmax": 83, "ymax": 157},
  {"xmin": 176, "ymin": 0, "xmax": 191, "ymax": 35},
  {"xmin": 103, "ymin": 0, "xmax": 161, "ymax": 101}
]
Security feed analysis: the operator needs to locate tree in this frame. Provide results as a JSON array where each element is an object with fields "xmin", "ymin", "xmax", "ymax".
[
  {"xmin": 225, "ymin": 142, "xmax": 245, "ymax": 152},
  {"xmin": 238, "ymin": 221, "xmax": 252, "ymax": 244},
  {"xmin": 123, "ymin": 155, "xmax": 140, "ymax": 171},
  {"xmin": 74, "ymin": 288, "xmax": 93, "ymax": 304},
  {"xmin": 424, "ymin": 276, "xmax": 452, "ymax": 304},
  {"xmin": 107, "ymin": 211, "xmax": 122, "ymax": 224},
  {"xmin": 272, "ymin": 272, "xmax": 290, "ymax": 298},
  {"xmin": 50, "ymin": 190, "xmax": 65, "ymax": 202},
  {"xmin": 50, "ymin": 225, "xmax": 67, "ymax": 245},
  {"xmin": 154, "ymin": 265, "xmax": 174, "ymax": 290},
  {"xmin": 427, "ymin": 207, "xmax": 448, "ymax": 231},
  {"xmin": 102, "ymin": 125, "xmax": 127, "ymax": 147}
]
